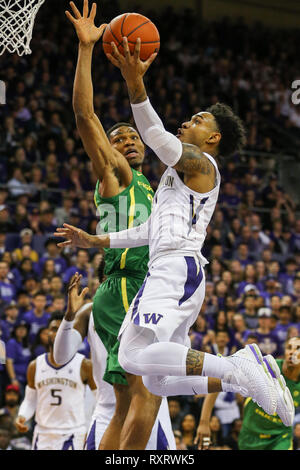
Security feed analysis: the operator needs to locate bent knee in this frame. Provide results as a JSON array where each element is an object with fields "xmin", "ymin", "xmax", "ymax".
[
  {"xmin": 118, "ymin": 342, "xmax": 142, "ymax": 376},
  {"xmin": 142, "ymin": 375, "xmax": 165, "ymax": 397}
]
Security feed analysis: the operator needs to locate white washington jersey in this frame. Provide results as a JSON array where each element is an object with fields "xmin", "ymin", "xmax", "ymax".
[
  {"xmin": 34, "ymin": 353, "xmax": 86, "ymax": 434},
  {"xmin": 148, "ymin": 152, "xmax": 220, "ymax": 265}
]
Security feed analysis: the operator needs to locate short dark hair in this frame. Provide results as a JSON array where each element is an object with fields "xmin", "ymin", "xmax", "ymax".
[
  {"xmin": 206, "ymin": 102, "xmax": 247, "ymax": 157},
  {"xmin": 52, "ymin": 293, "xmax": 65, "ymax": 301},
  {"xmin": 48, "ymin": 312, "xmax": 64, "ymax": 326},
  {"xmin": 33, "ymin": 291, "xmax": 46, "ymax": 298},
  {"xmin": 106, "ymin": 122, "xmax": 137, "ymax": 139},
  {"xmin": 247, "ymin": 333, "xmax": 259, "ymax": 341}
]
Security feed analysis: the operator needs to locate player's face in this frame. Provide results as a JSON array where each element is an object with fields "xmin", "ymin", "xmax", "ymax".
[
  {"xmin": 48, "ymin": 319, "xmax": 62, "ymax": 346},
  {"xmin": 284, "ymin": 337, "xmax": 300, "ymax": 367},
  {"xmin": 177, "ymin": 112, "xmax": 220, "ymax": 150},
  {"xmin": 110, "ymin": 126, "xmax": 145, "ymax": 169}
]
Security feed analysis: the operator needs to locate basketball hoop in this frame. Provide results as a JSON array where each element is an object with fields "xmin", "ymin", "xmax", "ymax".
[{"xmin": 0, "ymin": 0, "xmax": 45, "ymax": 56}]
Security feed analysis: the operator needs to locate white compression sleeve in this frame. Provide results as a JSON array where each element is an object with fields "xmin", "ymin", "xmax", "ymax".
[
  {"xmin": 18, "ymin": 386, "xmax": 37, "ymax": 421},
  {"xmin": 143, "ymin": 375, "xmax": 208, "ymax": 397},
  {"xmin": 131, "ymin": 98, "xmax": 182, "ymax": 167},
  {"xmin": 109, "ymin": 218, "xmax": 150, "ymax": 248},
  {"xmin": 53, "ymin": 318, "xmax": 83, "ymax": 365}
]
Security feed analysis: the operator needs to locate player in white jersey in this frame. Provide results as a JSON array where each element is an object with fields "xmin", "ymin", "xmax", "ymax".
[
  {"xmin": 53, "ymin": 273, "xmax": 176, "ymax": 450},
  {"xmin": 54, "ymin": 40, "xmax": 294, "ymax": 427},
  {"xmin": 15, "ymin": 312, "xmax": 96, "ymax": 450}
]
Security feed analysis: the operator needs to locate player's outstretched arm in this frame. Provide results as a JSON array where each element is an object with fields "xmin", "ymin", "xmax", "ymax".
[
  {"xmin": 66, "ymin": 0, "xmax": 132, "ymax": 194},
  {"xmin": 15, "ymin": 361, "xmax": 37, "ymax": 433},
  {"xmin": 54, "ymin": 220, "xmax": 150, "ymax": 250},
  {"xmin": 108, "ymin": 38, "xmax": 216, "ymax": 192},
  {"xmin": 54, "ymin": 224, "xmax": 110, "ymax": 249},
  {"xmin": 107, "ymin": 38, "xmax": 183, "ymax": 168}
]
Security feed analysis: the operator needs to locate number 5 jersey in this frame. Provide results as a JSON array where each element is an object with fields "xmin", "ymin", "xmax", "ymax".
[{"xmin": 34, "ymin": 352, "xmax": 86, "ymax": 434}]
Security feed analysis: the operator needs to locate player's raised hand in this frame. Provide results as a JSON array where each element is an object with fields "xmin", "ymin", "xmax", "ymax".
[
  {"xmin": 107, "ymin": 36, "xmax": 157, "ymax": 83},
  {"xmin": 66, "ymin": 0, "xmax": 107, "ymax": 46},
  {"xmin": 54, "ymin": 223, "xmax": 95, "ymax": 249},
  {"xmin": 66, "ymin": 272, "xmax": 89, "ymax": 319}
]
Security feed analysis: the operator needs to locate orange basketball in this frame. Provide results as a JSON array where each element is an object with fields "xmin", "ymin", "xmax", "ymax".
[{"xmin": 102, "ymin": 13, "xmax": 160, "ymax": 61}]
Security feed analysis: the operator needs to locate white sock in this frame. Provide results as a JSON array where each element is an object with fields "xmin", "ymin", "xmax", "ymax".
[{"xmin": 202, "ymin": 353, "xmax": 234, "ymax": 379}]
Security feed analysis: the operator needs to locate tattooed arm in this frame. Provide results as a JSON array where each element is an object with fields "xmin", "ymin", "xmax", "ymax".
[{"xmin": 173, "ymin": 143, "xmax": 216, "ymax": 193}]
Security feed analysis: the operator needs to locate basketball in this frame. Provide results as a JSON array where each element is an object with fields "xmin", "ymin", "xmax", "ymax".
[{"xmin": 102, "ymin": 13, "xmax": 160, "ymax": 61}]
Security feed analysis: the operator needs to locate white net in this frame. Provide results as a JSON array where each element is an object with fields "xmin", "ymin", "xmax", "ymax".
[{"xmin": 0, "ymin": 0, "xmax": 45, "ymax": 56}]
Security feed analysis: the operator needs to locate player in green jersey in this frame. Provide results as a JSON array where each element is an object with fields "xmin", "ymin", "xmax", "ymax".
[
  {"xmin": 238, "ymin": 336, "xmax": 300, "ymax": 450},
  {"xmin": 195, "ymin": 336, "xmax": 300, "ymax": 450},
  {"xmin": 66, "ymin": 0, "xmax": 161, "ymax": 450}
]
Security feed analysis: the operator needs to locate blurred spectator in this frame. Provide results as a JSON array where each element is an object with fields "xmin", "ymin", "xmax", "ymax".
[
  {"xmin": 207, "ymin": 330, "xmax": 236, "ymax": 357},
  {"xmin": 0, "ymin": 424, "xmax": 18, "ymax": 450},
  {"xmin": 245, "ymin": 307, "xmax": 281, "ymax": 357},
  {"xmin": 0, "ymin": 302, "xmax": 20, "ymax": 342},
  {"xmin": 38, "ymin": 238, "xmax": 67, "ymax": 276},
  {"xmin": 293, "ymin": 423, "xmax": 300, "ymax": 450},
  {"xmin": 273, "ymin": 305, "xmax": 298, "ymax": 350},
  {"xmin": 232, "ymin": 313, "xmax": 250, "ymax": 348},
  {"xmin": 223, "ymin": 418, "xmax": 243, "ymax": 451},
  {"xmin": 209, "ymin": 415, "xmax": 224, "ymax": 448},
  {"xmin": 168, "ymin": 397, "xmax": 185, "ymax": 432},
  {"xmin": 0, "ymin": 384, "xmax": 20, "ymax": 424},
  {"xmin": 213, "ymin": 392, "xmax": 240, "ymax": 439},
  {"xmin": 173, "ymin": 430, "xmax": 187, "ymax": 450},
  {"xmin": 13, "ymin": 229, "xmax": 39, "ymax": 263},
  {"xmin": 30, "ymin": 327, "xmax": 49, "ymax": 359},
  {"xmin": 0, "ymin": 261, "xmax": 16, "ymax": 305},
  {"xmin": 179, "ymin": 414, "xmax": 197, "ymax": 450},
  {"xmin": 22, "ymin": 292, "xmax": 50, "ymax": 345},
  {"xmin": 5, "ymin": 322, "xmax": 31, "ymax": 396},
  {"xmin": 62, "ymin": 249, "xmax": 89, "ymax": 287}
]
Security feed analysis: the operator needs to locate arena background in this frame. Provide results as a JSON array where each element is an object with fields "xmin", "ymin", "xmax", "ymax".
[{"xmin": 0, "ymin": 0, "xmax": 299, "ymax": 450}]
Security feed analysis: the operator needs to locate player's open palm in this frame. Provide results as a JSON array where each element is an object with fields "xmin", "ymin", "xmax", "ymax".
[
  {"xmin": 66, "ymin": 0, "xmax": 107, "ymax": 45},
  {"xmin": 54, "ymin": 223, "xmax": 94, "ymax": 249},
  {"xmin": 67, "ymin": 273, "xmax": 89, "ymax": 318},
  {"xmin": 107, "ymin": 37, "xmax": 157, "ymax": 82}
]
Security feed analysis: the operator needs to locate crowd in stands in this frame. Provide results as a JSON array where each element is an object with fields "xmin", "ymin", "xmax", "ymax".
[{"xmin": 0, "ymin": 0, "xmax": 300, "ymax": 450}]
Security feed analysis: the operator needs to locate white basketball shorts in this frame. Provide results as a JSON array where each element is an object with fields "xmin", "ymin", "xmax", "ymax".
[
  {"xmin": 32, "ymin": 427, "xmax": 86, "ymax": 450},
  {"xmin": 118, "ymin": 254, "xmax": 206, "ymax": 344}
]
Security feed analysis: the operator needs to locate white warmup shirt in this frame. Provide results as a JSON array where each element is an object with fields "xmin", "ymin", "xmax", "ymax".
[{"xmin": 34, "ymin": 353, "xmax": 86, "ymax": 434}]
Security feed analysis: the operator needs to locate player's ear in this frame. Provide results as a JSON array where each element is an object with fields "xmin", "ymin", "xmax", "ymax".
[{"xmin": 206, "ymin": 132, "xmax": 221, "ymax": 145}]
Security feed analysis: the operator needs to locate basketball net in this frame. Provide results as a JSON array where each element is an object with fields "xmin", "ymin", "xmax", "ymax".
[{"xmin": 0, "ymin": 0, "xmax": 45, "ymax": 56}]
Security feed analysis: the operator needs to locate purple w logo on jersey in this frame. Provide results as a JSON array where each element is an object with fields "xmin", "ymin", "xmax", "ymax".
[{"xmin": 143, "ymin": 313, "xmax": 163, "ymax": 325}]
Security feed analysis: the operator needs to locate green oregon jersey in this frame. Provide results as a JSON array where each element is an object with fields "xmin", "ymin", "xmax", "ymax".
[
  {"xmin": 240, "ymin": 359, "xmax": 300, "ymax": 439},
  {"xmin": 94, "ymin": 168, "xmax": 154, "ymax": 279}
]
